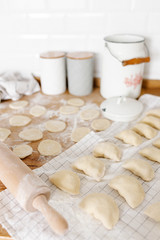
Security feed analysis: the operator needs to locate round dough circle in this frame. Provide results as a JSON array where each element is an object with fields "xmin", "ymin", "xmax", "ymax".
[
  {"xmin": 0, "ymin": 128, "xmax": 11, "ymax": 141},
  {"xmin": 9, "ymin": 100, "xmax": 28, "ymax": 109},
  {"xmin": 59, "ymin": 105, "xmax": 79, "ymax": 115},
  {"xmin": 45, "ymin": 120, "xmax": 66, "ymax": 133},
  {"xmin": 80, "ymin": 109, "xmax": 100, "ymax": 121},
  {"xmin": 19, "ymin": 128, "xmax": 43, "ymax": 141},
  {"xmin": 67, "ymin": 98, "xmax": 84, "ymax": 107},
  {"xmin": 38, "ymin": 139, "xmax": 62, "ymax": 156},
  {"xmin": 91, "ymin": 118, "xmax": 111, "ymax": 131},
  {"xmin": 9, "ymin": 115, "xmax": 31, "ymax": 127},
  {"xmin": 13, "ymin": 144, "xmax": 33, "ymax": 159},
  {"xmin": 71, "ymin": 127, "xmax": 91, "ymax": 142},
  {"xmin": 29, "ymin": 105, "xmax": 46, "ymax": 117}
]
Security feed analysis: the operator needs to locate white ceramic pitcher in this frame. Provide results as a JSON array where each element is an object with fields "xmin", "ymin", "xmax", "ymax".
[{"xmin": 101, "ymin": 34, "xmax": 150, "ymax": 99}]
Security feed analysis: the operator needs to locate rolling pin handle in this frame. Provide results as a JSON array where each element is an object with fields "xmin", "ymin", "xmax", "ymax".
[{"xmin": 33, "ymin": 195, "xmax": 68, "ymax": 235}]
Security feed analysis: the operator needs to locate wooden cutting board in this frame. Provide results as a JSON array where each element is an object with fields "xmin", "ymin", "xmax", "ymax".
[{"xmin": 0, "ymin": 87, "xmax": 160, "ymax": 239}]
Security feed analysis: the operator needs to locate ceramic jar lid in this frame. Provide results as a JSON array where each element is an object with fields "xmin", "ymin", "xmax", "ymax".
[
  {"xmin": 66, "ymin": 52, "xmax": 94, "ymax": 60},
  {"xmin": 100, "ymin": 96, "xmax": 143, "ymax": 122},
  {"xmin": 40, "ymin": 51, "xmax": 65, "ymax": 59}
]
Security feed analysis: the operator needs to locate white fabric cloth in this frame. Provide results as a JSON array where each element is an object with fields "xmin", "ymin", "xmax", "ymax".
[
  {"xmin": 0, "ymin": 71, "xmax": 40, "ymax": 101},
  {"xmin": 0, "ymin": 94, "xmax": 160, "ymax": 240}
]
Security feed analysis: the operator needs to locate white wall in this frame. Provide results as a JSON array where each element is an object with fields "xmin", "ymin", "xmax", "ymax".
[{"xmin": 0, "ymin": 0, "xmax": 160, "ymax": 79}]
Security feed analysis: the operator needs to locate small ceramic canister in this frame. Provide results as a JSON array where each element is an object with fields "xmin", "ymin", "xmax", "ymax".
[
  {"xmin": 66, "ymin": 52, "xmax": 94, "ymax": 96},
  {"xmin": 40, "ymin": 51, "xmax": 66, "ymax": 95}
]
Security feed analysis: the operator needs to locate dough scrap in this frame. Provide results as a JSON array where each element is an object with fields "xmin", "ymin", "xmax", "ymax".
[
  {"xmin": 147, "ymin": 108, "xmax": 160, "ymax": 118},
  {"xmin": 9, "ymin": 115, "xmax": 31, "ymax": 127},
  {"xmin": 123, "ymin": 159, "xmax": 154, "ymax": 181},
  {"xmin": 19, "ymin": 128, "xmax": 43, "ymax": 141},
  {"xmin": 139, "ymin": 146, "xmax": 160, "ymax": 163},
  {"xmin": 144, "ymin": 202, "xmax": 160, "ymax": 222},
  {"xmin": 72, "ymin": 155, "xmax": 106, "ymax": 181},
  {"xmin": 93, "ymin": 142, "xmax": 122, "ymax": 161},
  {"xmin": 49, "ymin": 170, "xmax": 80, "ymax": 195},
  {"xmin": 109, "ymin": 175, "xmax": 145, "ymax": 208},
  {"xmin": 9, "ymin": 100, "xmax": 28, "ymax": 109},
  {"xmin": 132, "ymin": 122, "xmax": 157, "ymax": 139},
  {"xmin": 79, "ymin": 193, "xmax": 119, "ymax": 230},
  {"xmin": 38, "ymin": 139, "xmax": 62, "ymax": 156},
  {"xmin": 115, "ymin": 129, "xmax": 142, "ymax": 146},
  {"xmin": 59, "ymin": 105, "xmax": 79, "ymax": 115},
  {"xmin": 140, "ymin": 115, "xmax": 160, "ymax": 130},
  {"xmin": 29, "ymin": 105, "xmax": 46, "ymax": 117},
  {"xmin": 153, "ymin": 138, "xmax": 160, "ymax": 148},
  {"xmin": 44, "ymin": 120, "xmax": 66, "ymax": 133},
  {"xmin": 80, "ymin": 109, "xmax": 100, "ymax": 121},
  {"xmin": 13, "ymin": 144, "xmax": 33, "ymax": 159},
  {"xmin": 91, "ymin": 118, "xmax": 111, "ymax": 131},
  {"xmin": 67, "ymin": 98, "xmax": 84, "ymax": 107},
  {"xmin": 71, "ymin": 127, "xmax": 91, "ymax": 142},
  {"xmin": 0, "ymin": 128, "xmax": 11, "ymax": 141}
]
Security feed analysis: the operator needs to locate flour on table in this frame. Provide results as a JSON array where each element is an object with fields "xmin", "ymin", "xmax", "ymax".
[
  {"xmin": 13, "ymin": 144, "xmax": 33, "ymax": 159},
  {"xmin": 38, "ymin": 139, "xmax": 62, "ymax": 156},
  {"xmin": 9, "ymin": 115, "xmax": 31, "ymax": 127},
  {"xmin": 19, "ymin": 128, "xmax": 43, "ymax": 141}
]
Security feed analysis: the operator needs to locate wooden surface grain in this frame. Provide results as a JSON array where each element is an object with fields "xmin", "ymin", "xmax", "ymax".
[{"xmin": 0, "ymin": 86, "xmax": 160, "ymax": 239}]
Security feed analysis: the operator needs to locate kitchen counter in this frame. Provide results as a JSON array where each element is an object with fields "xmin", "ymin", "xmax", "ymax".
[{"xmin": 0, "ymin": 86, "xmax": 160, "ymax": 239}]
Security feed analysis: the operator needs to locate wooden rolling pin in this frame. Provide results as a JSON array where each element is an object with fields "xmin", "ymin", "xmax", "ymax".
[{"xmin": 0, "ymin": 142, "xmax": 68, "ymax": 235}]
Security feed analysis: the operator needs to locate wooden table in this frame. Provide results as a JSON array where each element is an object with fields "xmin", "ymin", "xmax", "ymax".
[{"xmin": 0, "ymin": 86, "xmax": 160, "ymax": 239}]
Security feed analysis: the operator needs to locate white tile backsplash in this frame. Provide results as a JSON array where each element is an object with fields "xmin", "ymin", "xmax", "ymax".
[{"xmin": 0, "ymin": 0, "xmax": 159, "ymax": 80}]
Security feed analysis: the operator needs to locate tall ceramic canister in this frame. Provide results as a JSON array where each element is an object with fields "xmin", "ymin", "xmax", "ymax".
[
  {"xmin": 40, "ymin": 51, "xmax": 66, "ymax": 95},
  {"xmin": 66, "ymin": 52, "xmax": 94, "ymax": 96},
  {"xmin": 101, "ymin": 34, "xmax": 150, "ymax": 99}
]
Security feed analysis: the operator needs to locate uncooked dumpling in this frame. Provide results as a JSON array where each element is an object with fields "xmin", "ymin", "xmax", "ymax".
[
  {"xmin": 144, "ymin": 202, "xmax": 160, "ymax": 222},
  {"xmin": 72, "ymin": 155, "xmax": 105, "ymax": 181},
  {"xmin": 80, "ymin": 109, "xmax": 100, "ymax": 121},
  {"xmin": 38, "ymin": 139, "xmax": 62, "ymax": 156},
  {"xmin": 79, "ymin": 193, "xmax": 119, "ymax": 230},
  {"xmin": 91, "ymin": 118, "xmax": 111, "ymax": 131},
  {"xmin": 19, "ymin": 128, "xmax": 43, "ymax": 141},
  {"xmin": 59, "ymin": 105, "xmax": 79, "ymax": 115},
  {"xmin": 147, "ymin": 108, "xmax": 160, "ymax": 118},
  {"xmin": 132, "ymin": 122, "xmax": 157, "ymax": 139},
  {"xmin": 153, "ymin": 138, "xmax": 160, "ymax": 148},
  {"xmin": 13, "ymin": 144, "xmax": 33, "ymax": 159},
  {"xmin": 93, "ymin": 142, "xmax": 122, "ymax": 161},
  {"xmin": 140, "ymin": 115, "xmax": 160, "ymax": 130},
  {"xmin": 123, "ymin": 159, "xmax": 154, "ymax": 181},
  {"xmin": 71, "ymin": 127, "xmax": 91, "ymax": 142},
  {"xmin": 9, "ymin": 100, "xmax": 28, "ymax": 109},
  {"xmin": 9, "ymin": 115, "xmax": 31, "ymax": 127},
  {"xmin": 139, "ymin": 146, "xmax": 160, "ymax": 163},
  {"xmin": 115, "ymin": 129, "xmax": 142, "ymax": 146},
  {"xmin": 67, "ymin": 98, "xmax": 84, "ymax": 107},
  {"xmin": 0, "ymin": 128, "xmax": 11, "ymax": 141},
  {"xmin": 44, "ymin": 120, "xmax": 66, "ymax": 133},
  {"xmin": 109, "ymin": 175, "xmax": 145, "ymax": 208},
  {"xmin": 29, "ymin": 105, "xmax": 46, "ymax": 117},
  {"xmin": 49, "ymin": 170, "xmax": 80, "ymax": 195}
]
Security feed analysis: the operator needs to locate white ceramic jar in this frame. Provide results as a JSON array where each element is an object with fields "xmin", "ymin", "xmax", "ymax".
[
  {"xmin": 66, "ymin": 52, "xmax": 94, "ymax": 96},
  {"xmin": 101, "ymin": 34, "xmax": 150, "ymax": 99},
  {"xmin": 40, "ymin": 51, "xmax": 66, "ymax": 95}
]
